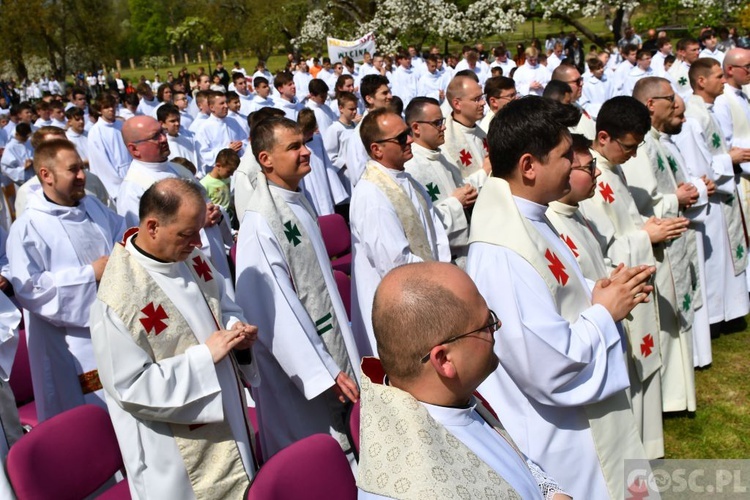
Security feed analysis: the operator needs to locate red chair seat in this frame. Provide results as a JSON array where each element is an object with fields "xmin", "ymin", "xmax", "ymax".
[
  {"xmin": 96, "ymin": 479, "xmax": 131, "ymax": 499},
  {"xmin": 16, "ymin": 401, "xmax": 37, "ymax": 430},
  {"xmin": 331, "ymin": 253, "xmax": 352, "ymax": 275}
]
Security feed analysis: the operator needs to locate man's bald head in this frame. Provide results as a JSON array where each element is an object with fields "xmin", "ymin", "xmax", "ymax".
[
  {"xmin": 723, "ymin": 48, "xmax": 750, "ymax": 88},
  {"xmin": 372, "ymin": 263, "xmax": 474, "ymax": 381},
  {"xmin": 446, "ymin": 75, "xmax": 477, "ymax": 106},
  {"xmin": 122, "ymin": 115, "xmax": 160, "ymax": 145},
  {"xmin": 632, "ymin": 76, "xmax": 672, "ymax": 105},
  {"xmin": 123, "ymin": 115, "xmax": 169, "ymax": 162},
  {"xmin": 139, "ymin": 177, "xmax": 204, "ymax": 225}
]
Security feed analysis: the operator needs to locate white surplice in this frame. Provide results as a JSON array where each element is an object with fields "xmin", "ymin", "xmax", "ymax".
[
  {"xmin": 235, "ymin": 185, "xmax": 360, "ymax": 459},
  {"xmin": 193, "ymin": 114, "xmax": 247, "ymax": 170},
  {"xmin": 167, "ymin": 130, "xmax": 201, "ymax": 175},
  {"xmin": 87, "ymin": 119, "xmax": 131, "ymax": 199},
  {"xmin": 66, "ymin": 129, "xmax": 90, "ymax": 162},
  {"xmin": 466, "ymin": 195, "xmax": 632, "ymax": 500},
  {"xmin": 90, "ymin": 236, "xmax": 259, "ymax": 500},
  {"xmin": 350, "ymin": 162, "xmax": 451, "ymax": 356},
  {"xmin": 0, "ymin": 292, "xmax": 21, "ymax": 499},
  {"xmin": 405, "ymin": 142, "xmax": 469, "ymax": 265},
  {"xmin": 7, "ymin": 191, "xmax": 126, "ymax": 421},
  {"xmin": 0, "ymin": 137, "xmax": 34, "ymax": 185},
  {"xmin": 116, "ymin": 159, "xmax": 235, "ymax": 298},
  {"xmin": 299, "ymin": 134, "xmax": 348, "ymax": 216}
]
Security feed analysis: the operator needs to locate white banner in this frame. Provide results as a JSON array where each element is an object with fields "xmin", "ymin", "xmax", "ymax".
[{"xmin": 326, "ymin": 32, "xmax": 376, "ymax": 63}]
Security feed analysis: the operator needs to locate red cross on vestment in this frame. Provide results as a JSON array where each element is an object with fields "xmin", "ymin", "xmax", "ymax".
[
  {"xmin": 140, "ymin": 302, "xmax": 168, "ymax": 335},
  {"xmin": 192, "ymin": 256, "xmax": 213, "ymax": 282},
  {"xmin": 598, "ymin": 182, "xmax": 615, "ymax": 204},
  {"xmin": 561, "ymin": 234, "xmax": 579, "ymax": 257},
  {"xmin": 459, "ymin": 149, "xmax": 472, "ymax": 166},
  {"xmin": 545, "ymin": 249, "xmax": 569, "ymax": 286},
  {"xmin": 640, "ymin": 334, "xmax": 654, "ymax": 357},
  {"xmin": 482, "ymin": 137, "xmax": 489, "ymax": 153}
]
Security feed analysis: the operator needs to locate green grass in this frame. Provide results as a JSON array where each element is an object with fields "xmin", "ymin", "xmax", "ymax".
[{"xmin": 664, "ymin": 322, "xmax": 750, "ymax": 458}]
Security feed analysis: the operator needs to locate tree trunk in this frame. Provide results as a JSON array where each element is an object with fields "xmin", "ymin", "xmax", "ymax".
[{"xmin": 548, "ymin": 12, "xmax": 610, "ymax": 48}]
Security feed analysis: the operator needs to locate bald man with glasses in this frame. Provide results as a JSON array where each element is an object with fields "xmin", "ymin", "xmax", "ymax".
[
  {"xmin": 350, "ymin": 109, "xmax": 450, "ymax": 358},
  {"xmin": 357, "ymin": 262, "xmax": 570, "ymax": 500}
]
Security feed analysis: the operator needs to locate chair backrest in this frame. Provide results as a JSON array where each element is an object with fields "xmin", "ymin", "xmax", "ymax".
[
  {"xmin": 346, "ymin": 399, "xmax": 360, "ymax": 460},
  {"xmin": 9, "ymin": 329, "xmax": 34, "ymax": 405},
  {"xmin": 246, "ymin": 434, "xmax": 356, "ymax": 500},
  {"xmin": 333, "ymin": 270, "xmax": 352, "ymax": 321},
  {"xmin": 318, "ymin": 214, "xmax": 351, "ymax": 259},
  {"xmin": 7, "ymin": 404, "xmax": 125, "ymax": 500}
]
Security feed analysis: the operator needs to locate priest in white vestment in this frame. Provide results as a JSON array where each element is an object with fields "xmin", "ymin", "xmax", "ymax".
[
  {"xmin": 678, "ymin": 58, "xmax": 750, "ymax": 342},
  {"xmin": 358, "ymin": 262, "xmax": 569, "ymax": 500},
  {"xmin": 350, "ymin": 109, "xmax": 451, "ymax": 357},
  {"xmin": 87, "ymin": 94, "xmax": 132, "ymax": 199},
  {"xmin": 8, "ymin": 140, "xmax": 126, "ymax": 422},
  {"xmin": 467, "ymin": 97, "xmax": 652, "ymax": 499},
  {"xmin": 235, "ymin": 117, "xmax": 361, "ymax": 460},
  {"xmin": 442, "ymin": 75, "xmax": 491, "ymax": 189},
  {"xmin": 91, "ymin": 178, "xmax": 259, "ymax": 500},
  {"xmin": 404, "ymin": 97, "xmax": 476, "ymax": 266},
  {"xmin": 117, "ymin": 116, "xmax": 235, "ymax": 299}
]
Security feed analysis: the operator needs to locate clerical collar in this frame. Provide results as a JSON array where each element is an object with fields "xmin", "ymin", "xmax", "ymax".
[
  {"xmin": 451, "ymin": 113, "xmax": 475, "ymax": 130},
  {"xmin": 513, "ymin": 195, "xmax": 548, "ymax": 221},
  {"xmin": 268, "ymin": 179, "xmax": 303, "ymax": 195},
  {"xmin": 43, "ymin": 192, "xmax": 79, "ymax": 208},
  {"xmin": 131, "ymin": 235, "xmax": 170, "ymax": 263}
]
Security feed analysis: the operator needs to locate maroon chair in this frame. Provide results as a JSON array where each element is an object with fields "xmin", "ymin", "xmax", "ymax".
[
  {"xmin": 8, "ymin": 329, "xmax": 37, "ymax": 430},
  {"xmin": 333, "ymin": 270, "xmax": 352, "ymax": 321},
  {"xmin": 246, "ymin": 434, "xmax": 356, "ymax": 500},
  {"xmin": 318, "ymin": 214, "xmax": 352, "ymax": 275},
  {"xmin": 7, "ymin": 404, "xmax": 130, "ymax": 500},
  {"xmin": 246, "ymin": 406, "xmax": 264, "ymax": 466},
  {"xmin": 346, "ymin": 399, "xmax": 361, "ymax": 461}
]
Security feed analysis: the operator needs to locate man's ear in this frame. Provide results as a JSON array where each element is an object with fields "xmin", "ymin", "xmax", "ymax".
[
  {"xmin": 145, "ymin": 217, "xmax": 159, "ymax": 237},
  {"xmin": 257, "ymin": 151, "xmax": 273, "ymax": 172},
  {"xmin": 428, "ymin": 345, "xmax": 458, "ymax": 379},
  {"xmin": 518, "ymin": 152, "xmax": 536, "ymax": 181}
]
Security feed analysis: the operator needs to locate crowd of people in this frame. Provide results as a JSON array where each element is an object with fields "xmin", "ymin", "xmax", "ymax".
[{"xmin": 0, "ymin": 24, "xmax": 749, "ymax": 499}]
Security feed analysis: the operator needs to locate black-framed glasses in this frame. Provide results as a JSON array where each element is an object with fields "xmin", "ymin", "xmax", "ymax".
[
  {"xmin": 498, "ymin": 91, "xmax": 518, "ymax": 101},
  {"xmin": 731, "ymin": 64, "xmax": 750, "ymax": 72},
  {"xmin": 132, "ymin": 129, "xmax": 167, "ymax": 144},
  {"xmin": 463, "ymin": 94, "xmax": 485, "ymax": 103},
  {"xmin": 374, "ymin": 129, "xmax": 411, "ymax": 147},
  {"xmin": 615, "ymin": 138, "xmax": 645, "ymax": 154},
  {"xmin": 420, "ymin": 310, "xmax": 501, "ymax": 363},
  {"xmin": 651, "ymin": 94, "xmax": 675, "ymax": 103},
  {"xmin": 415, "ymin": 118, "xmax": 446, "ymax": 128},
  {"xmin": 573, "ymin": 157, "xmax": 597, "ymax": 176},
  {"xmin": 566, "ymin": 77, "xmax": 583, "ymax": 85}
]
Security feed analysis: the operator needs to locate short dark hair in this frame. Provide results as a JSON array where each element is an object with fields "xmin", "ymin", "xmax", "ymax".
[
  {"xmin": 404, "ymin": 96, "xmax": 440, "ymax": 125},
  {"xmin": 337, "ymin": 91, "xmax": 358, "ymax": 107},
  {"xmin": 389, "ymin": 96, "xmax": 404, "ymax": 116},
  {"xmin": 699, "ymin": 29, "xmax": 715, "ymax": 43},
  {"xmin": 359, "ymin": 75, "xmax": 390, "ymax": 103},
  {"xmin": 360, "ymin": 108, "xmax": 396, "ymax": 154},
  {"xmin": 156, "ymin": 83, "xmax": 172, "ymax": 102},
  {"xmin": 308, "ymin": 78, "xmax": 329, "ymax": 97},
  {"xmin": 570, "ymin": 133, "xmax": 592, "ymax": 153},
  {"xmin": 488, "ymin": 96, "xmax": 579, "ymax": 178},
  {"xmin": 543, "ymin": 80, "xmax": 572, "ymax": 102},
  {"xmin": 484, "ymin": 76, "xmax": 515, "ymax": 99},
  {"xmin": 453, "ymin": 69, "xmax": 480, "ymax": 82},
  {"xmin": 15, "ymin": 122, "xmax": 32, "ymax": 139},
  {"xmin": 139, "ymin": 178, "xmax": 205, "ymax": 224},
  {"xmin": 215, "ymin": 148, "xmax": 240, "ymax": 168},
  {"xmin": 595, "ymin": 96, "xmax": 650, "ymax": 140},
  {"xmin": 297, "ymin": 108, "xmax": 318, "ymax": 136},
  {"xmin": 689, "ymin": 57, "xmax": 720, "ymax": 87},
  {"xmin": 34, "ymin": 138, "xmax": 77, "ymax": 173},
  {"xmin": 335, "ymin": 74, "xmax": 354, "ymax": 92},
  {"xmin": 232, "ymin": 72, "xmax": 246, "ymax": 84},
  {"xmin": 65, "ymin": 107, "xmax": 84, "ymax": 121},
  {"xmin": 253, "ymin": 76, "xmax": 269, "ymax": 88},
  {"xmin": 273, "ymin": 71, "xmax": 294, "ymax": 90},
  {"xmin": 657, "ymin": 38, "xmax": 672, "ymax": 50},
  {"xmin": 676, "ymin": 37, "xmax": 699, "ymax": 52},
  {"xmin": 250, "ymin": 116, "xmax": 300, "ymax": 163},
  {"xmin": 157, "ymin": 103, "xmax": 180, "ymax": 123},
  {"xmin": 248, "ymin": 107, "xmax": 285, "ymax": 133}
]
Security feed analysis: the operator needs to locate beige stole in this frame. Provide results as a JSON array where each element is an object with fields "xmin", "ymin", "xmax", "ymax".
[
  {"xmin": 547, "ymin": 201, "xmax": 662, "ymax": 383},
  {"xmin": 442, "ymin": 114, "xmax": 488, "ymax": 180},
  {"xmin": 247, "ymin": 173, "xmax": 354, "ymax": 380},
  {"xmin": 643, "ymin": 130, "xmax": 702, "ymax": 326},
  {"xmin": 98, "ymin": 242, "xmax": 251, "ymax": 499},
  {"xmin": 362, "ymin": 162, "xmax": 437, "ymax": 262},
  {"xmin": 357, "ymin": 358, "xmax": 522, "ymax": 499},
  {"xmin": 469, "ymin": 177, "xmax": 646, "ymax": 499}
]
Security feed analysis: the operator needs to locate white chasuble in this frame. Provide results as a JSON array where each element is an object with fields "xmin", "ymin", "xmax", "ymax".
[
  {"xmin": 467, "ymin": 177, "xmax": 648, "ymax": 499},
  {"xmin": 442, "ymin": 114, "xmax": 488, "ymax": 189}
]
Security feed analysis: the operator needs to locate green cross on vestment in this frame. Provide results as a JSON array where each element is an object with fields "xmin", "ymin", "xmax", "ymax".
[
  {"xmin": 315, "ymin": 312, "xmax": 333, "ymax": 335},
  {"xmin": 727, "ymin": 194, "xmax": 735, "ymax": 205},
  {"xmin": 711, "ymin": 132, "xmax": 721, "ymax": 149},
  {"xmin": 682, "ymin": 293, "xmax": 691, "ymax": 312},
  {"xmin": 737, "ymin": 245, "xmax": 745, "ymax": 260},
  {"xmin": 679, "ymin": 76, "xmax": 687, "ymax": 86},
  {"xmin": 283, "ymin": 221, "xmax": 302, "ymax": 246},
  {"xmin": 426, "ymin": 182, "xmax": 440, "ymax": 202},
  {"xmin": 657, "ymin": 155, "xmax": 665, "ymax": 172},
  {"xmin": 667, "ymin": 156, "xmax": 678, "ymax": 174}
]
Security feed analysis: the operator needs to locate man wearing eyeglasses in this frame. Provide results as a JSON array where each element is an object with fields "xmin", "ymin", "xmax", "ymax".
[
  {"xmin": 357, "ymin": 262, "xmax": 571, "ymax": 499},
  {"xmin": 625, "ymin": 78, "xmax": 708, "ymax": 416},
  {"xmin": 442, "ymin": 75, "xmax": 492, "ymax": 190},
  {"xmin": 468, "ymin": 97, "xmax": 654, "ymax": 499},
  {"xmin": 350, "ymin": 108, "xmax": 450, "ymax": 357},
  {"xmin": 479, "ymin": 76, "xmax": 517, "ymax": 133},
  {"xmin": 551, "ymin": 62, "xmax": 596, "ymax": 140},
  {"xmin": 714, "ymin": 48, "xmax": 750, "ymax": 247},
  {"xmin": 117, "ymin": 115, "xmax": 236, "ymax": 298},
  {"xmin": 404, "ymin": 97, "xmax": 477, "ymax": 268}
]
